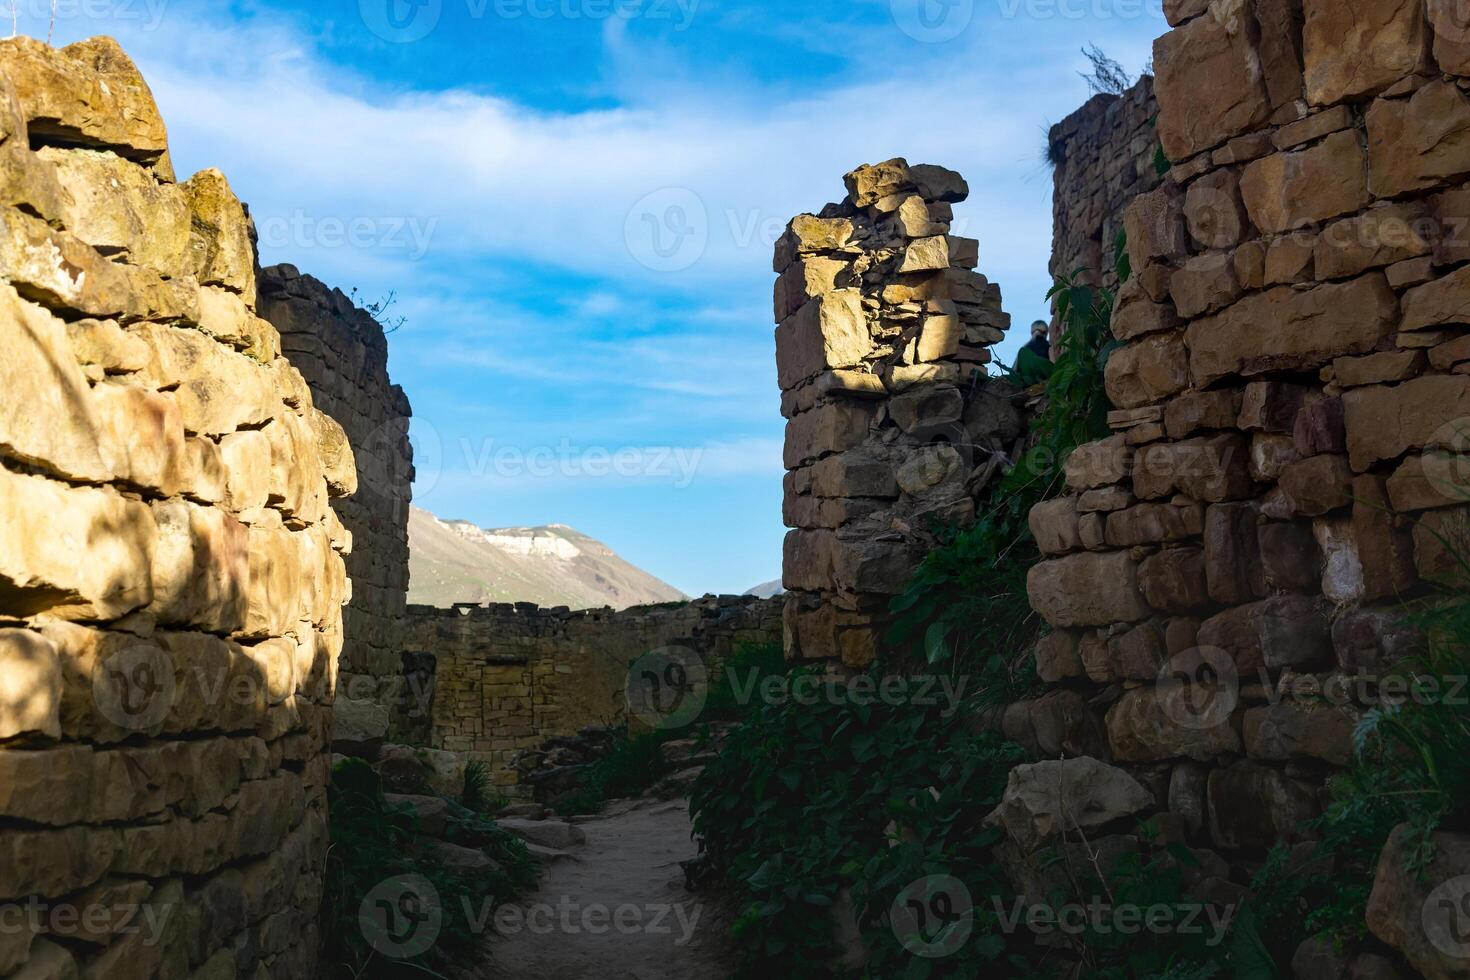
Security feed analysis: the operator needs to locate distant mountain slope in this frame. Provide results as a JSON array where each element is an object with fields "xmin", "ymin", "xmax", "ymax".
[
  {"xmin": 407, "ymin": 506, "xmax": 688, "ymax": 610},
  {"xmin": 745, "ymin": 580, "xmax": 784, "ymax": 598}
]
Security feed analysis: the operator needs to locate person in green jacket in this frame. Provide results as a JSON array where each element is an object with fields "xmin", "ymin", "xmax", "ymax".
[{"xmin": 1013, "ymin": 320, "xmax": 1054, "ymax": 385}]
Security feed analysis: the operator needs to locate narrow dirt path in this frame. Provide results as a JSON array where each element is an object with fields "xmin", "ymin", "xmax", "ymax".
[{"xmin": 479, "ymin": 799, "xmax": 735, "ymax": 980}]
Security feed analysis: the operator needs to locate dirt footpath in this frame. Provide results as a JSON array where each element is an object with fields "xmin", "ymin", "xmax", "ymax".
[{"xmin": 480, "ymin": 799, "xmax": 736, "ymax": 980}]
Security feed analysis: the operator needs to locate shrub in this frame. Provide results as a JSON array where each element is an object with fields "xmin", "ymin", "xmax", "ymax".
[
  {"xmin": 690, "ymin": 672, "xmax": 1026, "ymax": 978},
  {"xmin": 551, "ymin": 728, "xmax": 674, "ymax": 817},
  {"xmin": 322, "ymin": 758, "xmax": 535, "ymax": 978}
]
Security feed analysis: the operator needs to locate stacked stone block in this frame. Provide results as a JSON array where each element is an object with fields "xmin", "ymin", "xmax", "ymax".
[
  {"xmin": 258, "ymin": 266, "xmax": 415, "ymax": 741},
  {"xmin": 1049, "ymin": 76, "xmax": 1162, "ymax": 341},
  {"xmin": 0, "ymin": 37, "xmax": 351, "ymax": 979},
  {"xmin": 404, "ymin": 596, "xmax": 782, "ymax": 795},
  {"xmin": 778, "ymin": 159, "xmax": 1023, "ymax": 667},
  {"xmin": 1027, "ymin": 3, "xmax": 1470, "ymax": 973}
]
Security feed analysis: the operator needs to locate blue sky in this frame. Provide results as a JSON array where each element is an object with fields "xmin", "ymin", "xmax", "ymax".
[{"xmin": 36, "ymin": 0, "xmax": 1164, "ymax": 595}]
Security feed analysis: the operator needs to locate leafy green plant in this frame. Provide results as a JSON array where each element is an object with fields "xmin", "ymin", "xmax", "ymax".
[
  {"xmin": 704, "ymin": 641, "xmax": 788, "ymax": 721},
  {"xmin": 322, "ymin": 758, "xmax": 535, "ymax": 978},
  {"xmin": 461, "ymin": 758, "xmax": 493, "ymax": 812},
  {"xmin": 690, "ymin": 671, "xmax": 1027, "ymax": 979},
  {"xmin": 552, "ymin": 727, "xmax": 674, "ymax": 816}
]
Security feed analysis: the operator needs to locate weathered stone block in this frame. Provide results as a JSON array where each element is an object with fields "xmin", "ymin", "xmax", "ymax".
[
  {"xmin": 0, "ymin": 36, "xmax": 168, "ymax": 162},
  {"xmin": 0, "ymin": 468, "xmax": 155, "ymax": 621},
  {"xmin": 1244, "ymin": 703, "xmax": 1355, "ymax": 766},
  {"xmin": 1065, "ymin": 435, "xmax": 1131, "ymax": 491},
  {"xmin": 1134, "ymin": 549, "xmax": 1205, "ymax": 608},
  {"xmin": 1367, "ymin": 80, "xmax": 1470, "ymax": 197},
  {"xmin": 1124, "ymin": 184, "xmax": 1189, "ymax": 269},
  {"xmin": 775, "ymin": 291, "xmax": 870, "ymax": 390},
  {"xmin": 1401, "ymin": 263, "xmax": 1470, "ymax": 332},
  {"xmin": 1241, "ymin": 131, "xmax": 1370, "ymax": 234},
  {"xmin": 1343, "ymin": 375, "xmax": 1470, "ymax": 470},
  {"xmin": 180, "ymin": 168, "xmax": 256, "ymax": 302},
  {"xmin": 1106, "ymin": 686, "xmax": 1241, "ymax": 763},
  {"xmin": 40, "ymin": 147, "xmax": 189, "ymax": 274},
  {"xmin": 1111, "ymin": 277, "xmax": 1182, "ymax": 342},
  {"xmin": 1197, "ymin": 595, "xmax": 1332, "ymax": 670},
  {"xmin": 1133, "ymin": 434, "xmax": 1254, "ymax": 503},
  {"xmin": 774, "ymin": 214, "xmax": 865, "ymax": 272},
  {"xmin": 1154, "ymin": 5, "xmax": 1273, "ymax": 160},
  {"xmin": 1302, "ymin": 0, "xmax": 1429, "ymax": 106},
  {"xmin": 0, "ymin": 629, "xmax": 61, "ymax": 740},
  {"xmin": 1028, "ymin": 551, "xmax": 1150, "ymax": 628},
  {"xmin": 1185, "ymin": 167, "xmax": 1249, "ymax": 249},
  {"xmin": 1367, "ymin": 825, "xmax": 1470, "ymax": 980},
  {"xmin": 1207, "ymin": 762, "xmax": 1320, "ymax": 850},
  {"xmin": 1171, "ymin": 253, "xmax": 1242, "ymax": 318},
  {"xmin": 1278, "ymin": 454, "xmax": 1354, "ymax": 516},
  {"xmin": 1106, "ymin": 502, "xmax": 1206, "ymax": 546},
  {"xmin": 985, "ymin": 758, "xmax": 1151, "ymax": 853},
  {"xmin": 1258, "ymin": 520, "xmax": 1322, "ymax": 593},
  {"xmin": 1206, "ymin": 502, "xmax": 1267, "ymax": 604},
  {"xmin": 1030, "ymin": 497, "xmax": 1082, "ymax": 556},
  {"xmin": 1035, "ymin": 630, "xmax": 1084, "ymax": 683},
  {"xmin": 1165, "ymin": 389, "xmax": 1239, "ymax": 440},
  {"xmin": 1186, "ymin": 275, "xmax": 1398, "ymax": 387},
  {"xmin": 1105, "ymin": 331, "xmax": 1190, "ymax": 410},
  {"xmin": 773, "ymin": 254, "xmax": 850, "ymax": 322}
]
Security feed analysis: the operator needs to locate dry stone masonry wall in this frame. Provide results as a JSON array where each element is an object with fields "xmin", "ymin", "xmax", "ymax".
[
  {"xmin": 405, "ymin": 596, "xmax": 782, "ymax": 795},
  {"xmin": 1049, "ymin": 76, "xmax": 1162, "ymax": 327},
  {"xmin": 778, "ymin": 160, "xmax": 1025, "ymax": 668},
  {"xmin": 259, "ymin": 266, "xmax": 415, "ymax": 748},
  {"xmin": 1025, "ymin": 2, "xmax": 1470, "ymax": 974},
  {"xmin": 0, "ymin": 37, "xmax": 352, "ymax": 979}
]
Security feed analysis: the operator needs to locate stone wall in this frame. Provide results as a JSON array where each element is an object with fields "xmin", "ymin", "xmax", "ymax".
[
  {"xmin": 1048, "ymin": 75, "xmax": 1162, "ymax": 342},
  {"xmin": 404, "ymin": 596, "xmax": 782, "ymax": 794},
  {"xmin": 1025, "ymin": 2, "xmax": 1470, "ymax": 973},
  {"xmin": 258, "ymin": 265, "xmax": 415, "ymax": 744},
  {"xmin": 0, "ymin": 37, "xmax": 350, "ymax": 979},
  {"xmin": 777, "ymin": 159, "xmax": 1024, "ymax": 667}
]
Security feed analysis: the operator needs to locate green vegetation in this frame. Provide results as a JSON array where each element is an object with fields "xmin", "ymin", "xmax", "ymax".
[
  {"xmin": 690, "ymin": 244, "xmax": 1279, "ymax": 978},
  {"xmin": 323, "ymin": 758, "xmax": 536, "ymax": 978},
  {"xmin": 689, "ymin": 679, "xmax": 1025, "ymax": 978},
  {"xmin": 551, "ymin": 727, "xmax": 676, "ymax": 817},
  {"xmin": 1252, "ymin": 538, "xmax": 1470, "ymax": 959}
]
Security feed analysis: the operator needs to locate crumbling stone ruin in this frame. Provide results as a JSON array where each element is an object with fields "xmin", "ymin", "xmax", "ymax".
[
  {"xmin": 258, "ymin": 267, "xmax": 416, "ymax": 746},
  {"xmin": 1049, "ymin": 75, "xmax": 1162, "ymax": 302},
  {"xmin": 1020, "ymin": 1, "xmax": 1470, "ymax": 975},
  {"xmin": 403, "ymin": 595, "xmax": 782, "ymax": 795},
  {"xmin": 0, "ymin": 37, "xmax": 349, "ymax": 977},
  {"xmin": 778, "ymin": 160, "xmax": 1024, "ymax": 667}
]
